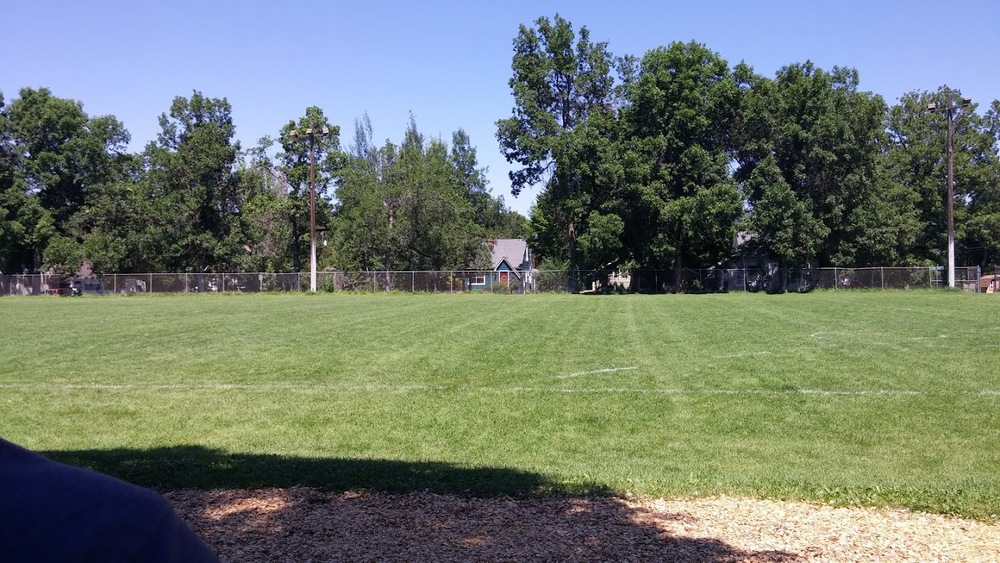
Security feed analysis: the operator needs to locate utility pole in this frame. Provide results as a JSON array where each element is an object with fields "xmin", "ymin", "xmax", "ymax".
[
  {"xmin": 291, "ymin": 125, "xmax": 329, "ymax": 292},
  {"xmin": 927, "ymin": 95, "xmax": 971, "ymax": 288}
]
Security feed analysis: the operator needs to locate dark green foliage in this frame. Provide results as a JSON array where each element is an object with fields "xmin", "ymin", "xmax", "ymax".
[
  {"xmin": 275, "ymin": 107, "xmax": 341, "ymax": 273},
  {"xmin": 0, "ymin": 88, "xmax": 130, "ymax": 273},
  {"xmin": 497, "ymin": 14, "xmax": 617, "ymax": 272},
  {"xmin": 739, "ymin": 154, "xmax": 828, "ymax": 268},
  {"xmin": 498, "ymin": 15, "xmax": 1000, "ymax": 274},
  {"xmin": 883, "ymin": 89, "xmax": 1000, "ymax": 267},
  {"xmin": 140, "ymin": 91, "xmax": 242, "ymax": 272},
  {"xmin": 332, "ymin": 115, "xmax": 521, "ymax": 279},
  {"xmin": 736, "ymin": 63, "xmax": 893, "ymax": 268},
  {"xmin": 3, "ymin": 18, "xmax": 1000, "ymax": 276},
  {"xmin": 618, "ymin": 42, "xmax": 743, "ymax": 274},
  {"xmin": 451, "ymin": 129, "xmax": 529, "ymax": 240},
  {"xmin": 496, "ymin": 14, "xmax": 615, "ymax": 197}
]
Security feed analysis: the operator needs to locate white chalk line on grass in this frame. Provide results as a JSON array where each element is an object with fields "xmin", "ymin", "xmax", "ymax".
[
  {"xmin": 811, "ymin": 331, "xmax": 952, "ymax": 339},
  {"xmin": 720, "ymin": 351, "xmax": 771, "ymax": 359},
  {"xmin": 0, "ymin": 383, "xmax": 449, "ymax": 392},
  {"xmin": 507, "ymin": 387, "xmax": 1000, "ymax": 398},
  {"xmin": 736, "ymin": 331, "xmax": 989, "ymax": 356},
  {"xmin": 2, "ymin": 382, "xmax": 998, "ymax": 398},
  {"xmin": 557, "ymin": 366, "xmax": 638, "ymax": 379}
]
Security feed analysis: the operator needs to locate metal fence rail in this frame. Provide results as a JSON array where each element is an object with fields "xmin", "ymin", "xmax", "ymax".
[{"xmin": 0, "ymin": 266, "xmax": 990, "ymax": 296}]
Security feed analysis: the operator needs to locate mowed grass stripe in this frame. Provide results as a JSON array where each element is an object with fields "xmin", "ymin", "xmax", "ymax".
[
  {"xmin": 1, "ymin": 291, "xmax": 998, "ymax": 520},
  {"xmin": 3, "ymin": 382, "xmax": 1000, "ymax": 397}
]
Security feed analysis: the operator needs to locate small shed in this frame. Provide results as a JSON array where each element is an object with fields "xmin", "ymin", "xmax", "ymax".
[{"xmin": 979, "ymin": 275, "xmax": 1000, "ymax": 293}]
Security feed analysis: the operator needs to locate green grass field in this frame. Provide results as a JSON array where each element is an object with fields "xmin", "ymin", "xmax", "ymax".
[{"xmin": 2, "ymin": 291, "xmax": 998, "ymax": 520}]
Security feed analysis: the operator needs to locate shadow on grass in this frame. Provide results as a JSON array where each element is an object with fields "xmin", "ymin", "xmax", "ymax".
[
  {"xmin": 42, "ymin": 446, "xmax": 798, "ymax": 562},
  {"xmin": 42, "ymin": 445, "xmax": 602, "ymax": 496}
]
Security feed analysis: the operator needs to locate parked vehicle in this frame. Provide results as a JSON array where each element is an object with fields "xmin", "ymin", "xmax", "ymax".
[
  {"xmin": 71, "ymin": 278, "xmax": 108, "ymax": 295},
  {"xmin": 46, "ymin": 275, "xmax": 73, "ymax": 296}
]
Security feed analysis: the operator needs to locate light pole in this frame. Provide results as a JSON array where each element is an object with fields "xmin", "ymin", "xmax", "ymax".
[
  {"xmin": 927, "ymin": 95, "xmax": 971, "ymax": 288},
  {"xmin": 290, "ymin": 125, "xmax": 329, "ymax": 292}
]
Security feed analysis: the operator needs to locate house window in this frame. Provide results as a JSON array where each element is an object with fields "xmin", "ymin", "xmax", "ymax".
[{"xmin": 470, "ymin": 274, "xmax": 485, "ymax": 285}]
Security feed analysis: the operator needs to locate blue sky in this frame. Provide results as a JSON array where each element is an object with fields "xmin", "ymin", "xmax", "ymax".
[{"xmin": 3, "ymin": 0, "xmax": 998, "ymax": 216}]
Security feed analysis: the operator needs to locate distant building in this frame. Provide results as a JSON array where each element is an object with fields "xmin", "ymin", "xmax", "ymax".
[
  {"xmin": 468, "ymin": 238, "xmax": 533, "ymax": 291},
  {"xmin": 729, "ymin": 232, "xmax": 817, "ymax": 293},
  {"xmin": 980, "ymin": 274, "xmax": 1000, "ymax": 293}
]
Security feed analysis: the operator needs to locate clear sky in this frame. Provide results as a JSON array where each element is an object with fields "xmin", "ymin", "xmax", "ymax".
[{"xmin": 3, "ymin": 0, "xmax": 998, "ymax": 216}]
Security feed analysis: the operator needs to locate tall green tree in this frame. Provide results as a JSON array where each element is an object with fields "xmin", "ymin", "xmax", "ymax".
[
  {"xmin": 884, "ymin": 88, "xmax": 1000, "ymax": 269},
  {"xmin": 66, "ymin": 166, "xmax": 152, "ymax": 274},
  {"xmin": 739, "ymin": 153, "xmax": 829, "ymax": 268},
  {"xmin": 968, "ymin": 99, "xmax": 1000, "ymax": 269},
  {"xmin": 0, "ymin": 90, "xmax": 26, "ymax": 273},
  {"xmin": 331, "ymin": 113, "xmax": 394, "ymax": 273},
  {"xmin": 497, "ymin": 14, "xmax": 615, "ymax": 273},
  {"xmin": 230, "ymin": 137, "xmax": 297, "ymax": 272},
  {"xmin": 7, "ymin": 88, "xmax": 129, "ymax": 225},
  {"xmin": 399, "ymin": 121, "xmax": 482, "ymax": 270},
  {"xmin": 142, "ymin": 91, "xmax": 240, "ymax": 271},
  {"xmin": 497, "ymin": 14, "xmax": 615, "ymax": 196},
  {"xmin": 450, "ymin": 129, "xmax": 528, "ymax": 239},
  {"xmin": 0, "ymin": 87, "xmax": 130, "ymax": 273},
  {"xmin": 333, "ymin": 116, "xmax": 492, "ymax": 283},
  {"xmin": 618, "ymin": 42, "xmax": 743, "ymax": 277},
  {"xmin": 737, "ymin": 62, "xmax": 890, "ymax": 268},
  {"xmin": 529, "ymin": 103, "xmax": 624, "ymax": 270}
]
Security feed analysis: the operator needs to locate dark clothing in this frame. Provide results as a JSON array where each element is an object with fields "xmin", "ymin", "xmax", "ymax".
[{"xmin": 0, "ymin": 438, "xmax": 217, "ymax": 562}]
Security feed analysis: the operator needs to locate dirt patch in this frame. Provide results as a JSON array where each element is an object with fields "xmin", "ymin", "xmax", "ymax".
[{"xmin": 167, "ymin": 488, "xmax": 999, "ymax": 562}]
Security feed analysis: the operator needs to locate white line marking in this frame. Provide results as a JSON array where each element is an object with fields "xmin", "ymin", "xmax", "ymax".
[
  {"xmin": 2, "ymin": 383, "xmax": 997, "ymax": 398},
  {"xmin": 0, "ymin": 383, "xmax": 447, "ymax": 392},
  {"xmin": 721, "ymin": 351, "xmax": 771, "ymax": 358},
  {"xmin": 506, "ymin": 387, "xmax": 998, "ymax": 397},
  {"xmin": 557, "ymin": 366, "xmax": 638, "ymax": 379}
]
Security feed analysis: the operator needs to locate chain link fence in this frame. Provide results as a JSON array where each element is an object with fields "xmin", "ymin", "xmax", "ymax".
[
  {"xmin": 0, "ymin": 266, "xmax": 992, "ymax": 296},
  {"xmin": 591, "ymin": 266, "xmax": 986, "ymax": 294}
]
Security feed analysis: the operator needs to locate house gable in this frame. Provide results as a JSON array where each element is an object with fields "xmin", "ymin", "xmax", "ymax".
[
  {"xmin": 494, "ymin": 257, "xmax": 522, "ymax": 279},
  {"xmin": 490, "ymin": 238, "xmax": 530, "ymax": 271},
  {"xmin": 466, "ymin": 238, "xmax": 533, "ymax": 291}
]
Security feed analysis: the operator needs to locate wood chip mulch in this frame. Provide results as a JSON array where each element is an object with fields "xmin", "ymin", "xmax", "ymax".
[{"xmin": 166, "ymin": 488, "xmax": 1000, "ymax": 562}]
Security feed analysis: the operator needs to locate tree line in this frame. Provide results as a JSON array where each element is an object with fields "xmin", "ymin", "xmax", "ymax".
[
  {"xmin": 499, "ymin": 15, "xmax": 1000, "ymax": 277},
  {"xmin": 3, "ymin": 14, "xmax": 999, "ymax": 279},
  {"xmin": 0, "ymin": 92, "xmax": 527, "ymax": 276}
]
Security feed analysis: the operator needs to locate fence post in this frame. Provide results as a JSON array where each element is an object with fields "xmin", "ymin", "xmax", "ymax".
[{"xmin": 881, "ymin": 267, "xmax": 884, "ymax": 290}]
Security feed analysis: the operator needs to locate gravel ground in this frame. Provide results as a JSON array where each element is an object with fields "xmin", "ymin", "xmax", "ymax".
[{"xmin": 167, "ymin": 488, "xmax": 1000, "ymax": 562}]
